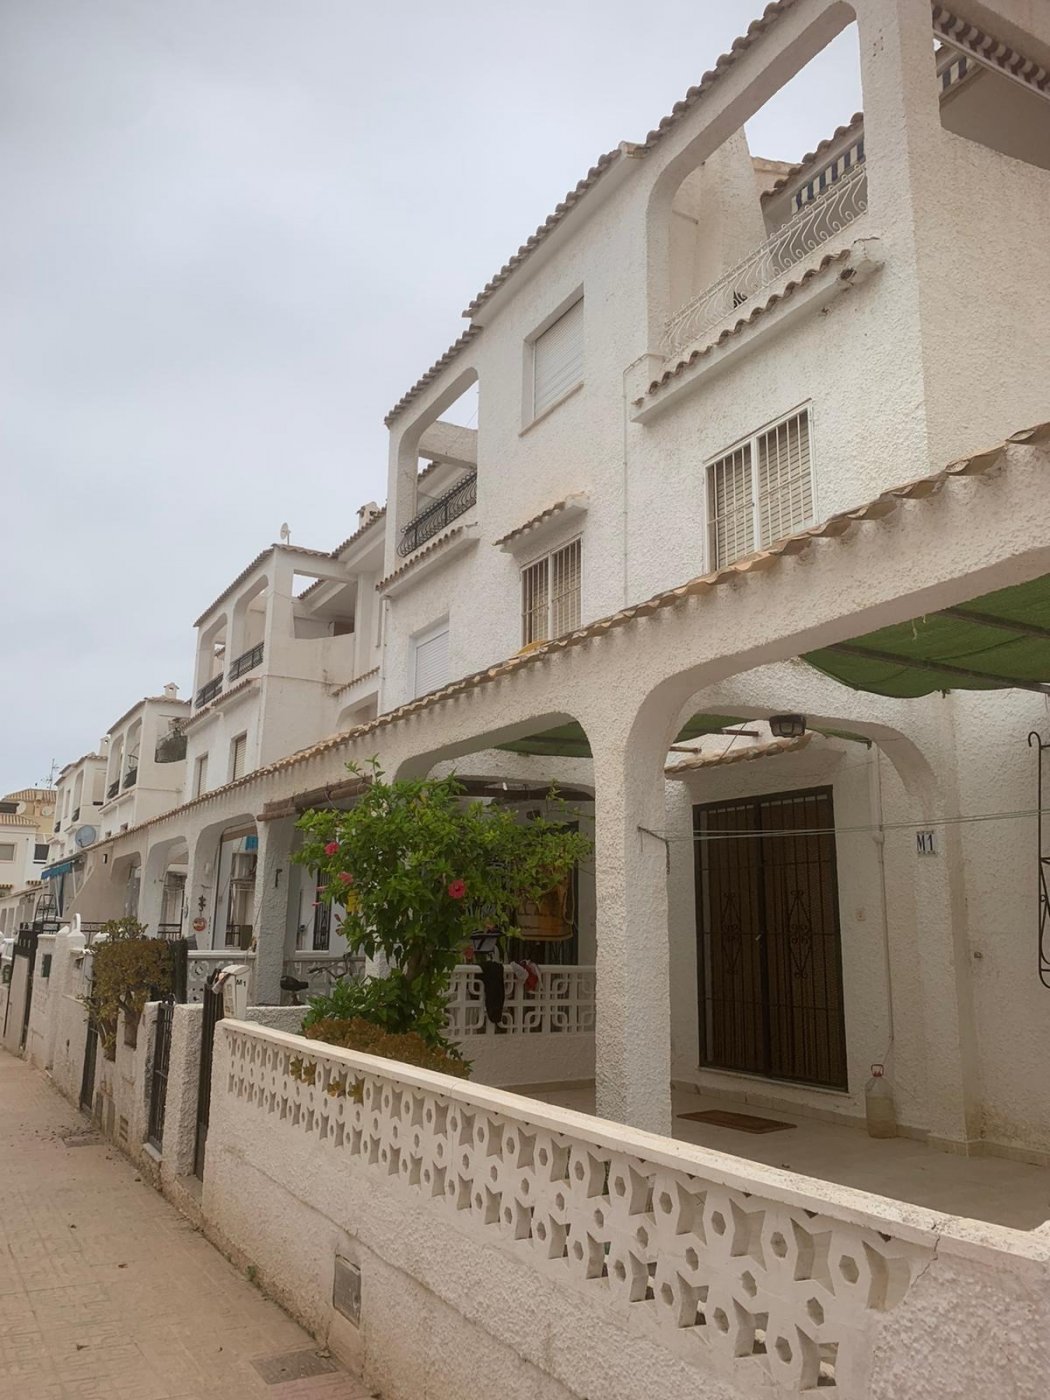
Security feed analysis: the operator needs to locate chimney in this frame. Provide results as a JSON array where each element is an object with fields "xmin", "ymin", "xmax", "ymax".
[
  {"xmin": 357, "ymin": 501, "xmax": 380, "ymax": 528},
  {"xmin": 163, "ymin": 682, "xmax": 179, "ymax": 699}
]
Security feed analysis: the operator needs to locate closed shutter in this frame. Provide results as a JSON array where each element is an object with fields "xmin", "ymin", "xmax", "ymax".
[
  {"xmin": 194, "ymin": 754, "xmax": 208, "ymax": 797},
  {"xmin": 231, "ymin": 735, "xmax": 247, "ymax": 781},
  {"xmin": 757, "ymin": 409, "xmax": 813, "ymax": 545},
  {"xmin": 414, "ymin": 626, "xmax": 449, "ymax": 697},
  {"xmin": 708, "ymin": 445, "xmax": 755, "ymax": 568},
  {"xmin": 533, "ymin": 299, "xmax": 583, "ymax": 418}
]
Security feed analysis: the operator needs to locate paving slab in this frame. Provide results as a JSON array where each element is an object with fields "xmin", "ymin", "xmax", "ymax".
[{"xmin": 0, "ymin": 1051, "xmax": 377, "ymax": 1400}]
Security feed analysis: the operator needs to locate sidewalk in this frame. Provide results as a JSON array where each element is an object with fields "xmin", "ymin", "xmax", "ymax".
[{"xmin": 0, "ymin": 1051, "xmax": 375, "ymax": 1400}]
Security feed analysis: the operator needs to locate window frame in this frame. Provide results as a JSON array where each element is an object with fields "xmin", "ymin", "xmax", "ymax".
[
  {"xmin": 0, "ymin": 843, "xmax": 16, "ymax": 863},
  {"xmin": 193, "ymin": 754, "xmax": 209, "ymax": 798},
  {"xmin": 704, "ymin": 404, "xmax": 816, "ymax": 571},
  {"xmin": 520, "ymin": 535, "xmax": 583, "ymax": 647},
  {"xmin": 412, "ymin": 619, "xmax": 450, "ymax": 699},
  {"xmin": 523, "ymin": 290, "xmax": 584, "ymax": 428},
  {"xmin": 230, "ymin": 734, "xmax": 248, "ymax": 783}
]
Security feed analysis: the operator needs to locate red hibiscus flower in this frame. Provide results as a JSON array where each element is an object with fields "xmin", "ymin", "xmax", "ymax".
[
  {"xmin": 337, "ymin": 871, "xmax": 354, "ymax": 886},
  {"xmin": 324, "ymin": 841, "xmax": 340, "ymax": 856},
  {"xmin": 447, "ymin": 879, "xmax": 467, "ymax": 900}
]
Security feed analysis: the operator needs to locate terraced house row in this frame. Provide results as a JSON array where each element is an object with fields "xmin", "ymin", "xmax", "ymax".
[{"xmin": 6, "ymin": 3, "xmax": 1050, "ymax": 1396}]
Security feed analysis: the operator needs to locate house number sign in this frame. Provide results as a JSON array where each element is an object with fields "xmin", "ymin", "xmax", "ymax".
[{"xmin": 915, "ymin": 830, "xmax": 937, "ymax": 857}]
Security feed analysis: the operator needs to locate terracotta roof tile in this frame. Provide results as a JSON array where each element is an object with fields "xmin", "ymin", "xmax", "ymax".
[
  {"xmin": 665, "ymin": 733, "xmax": 811, "ymax": 775},
  {"xmin": 762, "ymin": 113, "xmax": 864, "ymax": 199},
  {"xmin": 181, "ymin": 675, "xmax": 261, "ymax": 732},
  {"xmin": 193, "ymin": 544, "xmax": 335, "ymax": 628},
  {"xmin": 331, "ymin": 667, "xmax": 380, "ymax": 698},
  {"xmin": 384, "ymin": 326, "xmax": 482, "ymax": 428},
  {"xmin": 647, "ymin": 248, "xmax": 855, "ymax": 396},
  {"xmin": 462, "ymin": 0, "xmax": 800, "ymax": 320},
  {"xmin": 375, "ymin": 526, "xmax": 468, "ymax": 591},
  {"xmin": 492, "ymin": 494, "xmax": 587, "ymax": 548},
  {"xmin": 106, "ymin": 694, "xmax": 189, "ymax": 736},
  {"xmin": 94, "ymin": 420, "xmax": 1050, "ymax": 854}
]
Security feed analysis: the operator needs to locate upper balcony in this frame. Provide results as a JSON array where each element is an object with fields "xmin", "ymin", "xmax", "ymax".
[{"xmin": 398, "ymin": 471, "xmax": 477, "ymax": 557}]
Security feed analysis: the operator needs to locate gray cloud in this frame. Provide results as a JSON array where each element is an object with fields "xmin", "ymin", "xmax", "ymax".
[{"xmin": 0, "ymin": 0, "xmax": 859, "ymax": 784}]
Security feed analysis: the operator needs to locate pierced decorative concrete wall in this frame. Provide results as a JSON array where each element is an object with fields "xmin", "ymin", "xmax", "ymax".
[{"xmin": 203, "ymin": 1021, "xmax": 1050, "ymax": 1400}]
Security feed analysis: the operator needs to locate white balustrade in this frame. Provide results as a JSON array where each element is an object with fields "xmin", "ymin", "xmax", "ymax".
[
  {"xmin": 446, "ymin": 964, "xmax": 595, "ymax": 1040},
  {"xmin": 188, "ymin": 950, "xmax": 256, "ymax": 1004},
  {"xmin": 221, "ymin": 1023, "xmax": 932, "ymax": 1395},
  {"xmin": 662, "ymin": 161, "xmax": 868, "ymax": 359}
]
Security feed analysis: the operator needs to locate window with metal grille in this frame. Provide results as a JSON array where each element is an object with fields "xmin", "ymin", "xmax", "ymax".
[
  {"xmin": 707, "ymin": 408, "xmax": 813, "ymax": 569},
  {"xmin": 230, "ymin": 734, "xmax": 247, "ymax": 782},
  {"xmin": 521, "ymin": 538, "xmax": 582, "ymax": 646},
  {"xmin": 532, "ymin": 298, "xmax": 583, "ymax": 420},
  {"xmin": 414, "ymin": 623, "xmax": 449, "ymax": 698}
]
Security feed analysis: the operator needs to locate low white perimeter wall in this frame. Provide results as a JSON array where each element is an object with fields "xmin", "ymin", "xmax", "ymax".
[
  {"xmin": 462, "ymin": 1031, "xmax": 594, "ymax": 1088},
  {"xmin": 203, "ymin": 1022, "xmax": 1050, "ymax": 1400}
]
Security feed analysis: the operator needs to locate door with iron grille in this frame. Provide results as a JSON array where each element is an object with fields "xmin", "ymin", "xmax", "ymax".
[{"xmin": 694, "ymin": 787, "xmax": 847, "ymax": 1089}]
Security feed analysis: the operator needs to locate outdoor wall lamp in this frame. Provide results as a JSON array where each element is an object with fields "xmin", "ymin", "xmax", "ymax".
[{"xmin": 769, "ymin": 713, "xmax": 807, "ymax": 739}]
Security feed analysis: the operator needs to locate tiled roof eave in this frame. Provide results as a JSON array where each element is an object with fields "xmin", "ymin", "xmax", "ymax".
[{"xmin": 90, "ymin": 418, "xmax": 1048, "ymax": 859}]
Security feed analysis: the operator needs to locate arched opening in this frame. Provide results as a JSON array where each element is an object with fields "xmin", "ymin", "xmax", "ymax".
[{"xmin": 391, "ymin": 368, "xmax": 480, "ymax": 556}]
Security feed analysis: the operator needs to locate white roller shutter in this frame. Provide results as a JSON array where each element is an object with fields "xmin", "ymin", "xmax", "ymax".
[
  {"xmin": 414, "ymin": 626, "xmax": 449, "ymax": 697},
  {"xmin": 533, "ymin": 299, "xmax": 583, "ymax": 418}
]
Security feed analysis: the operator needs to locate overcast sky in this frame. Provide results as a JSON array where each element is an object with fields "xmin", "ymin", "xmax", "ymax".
[{"xmin": 1, "ymin": 1, "xmax": 860, "ymax": 789}]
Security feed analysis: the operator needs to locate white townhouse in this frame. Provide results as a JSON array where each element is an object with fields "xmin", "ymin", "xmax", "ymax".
[
  {"xmin": 0, "ymin": 789, "xmax": 57, "ymax": 935},
  {"xmin": 21, "ymin": 3, "xmax": 1050, "ymax": 1395},
  {"xmin": 67, "ymin": 0, "xmax": 1050, "ymax": 1158}
]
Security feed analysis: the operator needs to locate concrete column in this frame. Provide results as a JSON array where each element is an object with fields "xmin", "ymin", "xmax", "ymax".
[
  {"xmin": 137, "ymin": 844, "xmax": 168, "ymax": 937},
  {"xmin": 251, "ymin": 817, "xmax": 297, "ymax": 1005},
  {"xmin": 185, "ymin": 831, "xmax": 218, "ymax": 950},
  {"xmin": 588, "ymin": 714, "xmax": 673, "ymax": 1136}
]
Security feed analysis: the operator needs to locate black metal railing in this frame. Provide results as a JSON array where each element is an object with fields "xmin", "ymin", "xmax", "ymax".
[
  {"xmin": 224, "ymin": 923, "xmax": 253, "ymax": 950},
  {"xmin": 122, "ymin": 767, "xmax": 138, "ymax": 790},
  {"xmin": 228, "ymin": 641, "xmax": 264, "ymax": 682},
  {"xmin": 106, "ymin": 780, "xmax": 119, "ymax": 799},
  {"xmin": 195, "ymin": 675, "xmax": 223, "ymax": 709},
  {"xmin": 397, "ymin": 472, "xmax": 477, "ymax": 557},
  {"xmin": 71, "ymin": 808, "xmax": 80, "ymax": 822}
]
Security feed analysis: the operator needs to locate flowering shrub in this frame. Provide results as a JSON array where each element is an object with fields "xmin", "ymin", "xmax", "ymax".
[
  {"xmin": 294, "ymin": 762, "xmax": 591, "ymax": 1061},
  {"xmin": 83, "ymin": 918, "xmax": 175, "ymax": 1060}
]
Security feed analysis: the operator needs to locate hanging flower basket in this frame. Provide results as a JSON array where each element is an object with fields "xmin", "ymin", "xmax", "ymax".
[{"xmin": 516, "ymin": 883, "xmax": 572, "ymax": 941}]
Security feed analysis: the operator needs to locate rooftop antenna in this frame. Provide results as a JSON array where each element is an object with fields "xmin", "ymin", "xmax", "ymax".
[
  {"xmin": 279, "ymin": 522, "xmax": 291, "ymax": 545},
  {"xmin": 38, "ymin": 758, "xmax": 59, "ymax": 790}
]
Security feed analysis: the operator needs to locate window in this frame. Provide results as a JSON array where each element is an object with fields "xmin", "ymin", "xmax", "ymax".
[
  {"xmin": 707, "ymin": 408, "xmax": 813, "ymax": 569},
  {"xmin": 414, "ymin": 623, "xmax": 449, "ymax": 698},
  {"xmin": 521, "ymin": 538, "xmax": 582, "ymax": 646},
  {"xmin": 531, "ymin": 297, "xmax": 583, "ymax": 420},
  {"xmin": 230, "ymin": 734, "xmax": 248, "ymax": 782},
  {"xmin": 0, "ymin": 802, "xmax": 19, "ymax": 815},
  {"xmin": 193, "ymin": 754, "xmax": 209, "ymax": 797},
  {"xmin": 33, "ymin": 844, "xmax": 48, "ymax": 863},
  {"xmin": 0, "ymin": 844, "xmax": 15, "ymax": 862}
]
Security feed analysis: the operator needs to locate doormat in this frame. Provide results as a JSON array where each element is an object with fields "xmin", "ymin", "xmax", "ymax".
[
  {"xmin": 251, "ymin": 1349, "xmax": 338, "ymax": 1385},
  {"xmin": 677, "ymin": 1109, "xmax": 795, "ymax": 1134}
]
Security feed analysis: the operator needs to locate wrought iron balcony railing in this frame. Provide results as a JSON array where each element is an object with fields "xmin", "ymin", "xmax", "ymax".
[
  {"xmin": 122, "ymin": 767, "xmax": 138, "ymax": 790},
  {"xmin": 195, "ymin": 675, "xmax": 223, "ymax": 709},
  {"xmin": 106, "ymin": 780, "xmax": 119, "ymax": 799},
  {"xmin": 228, "ymin": 641, "xmax": 264, "ymax": 682},
  {"xmin": 662, "ymin": 160, "xmax": 868, "ymax": 359},
  {"xmin": 398, "ymin": 472, "xmax": 477, "ymax": 557},
  {"xmin": 70, "ymin": 809, "xmax": 79, "ymax": 822}
]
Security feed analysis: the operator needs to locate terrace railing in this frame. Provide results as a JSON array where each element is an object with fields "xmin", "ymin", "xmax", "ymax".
[
  {"xmin": 228, "ymin": 642, "xmax": 264, "ymax": 683},
  {"xmin": 398, "ymin": 472, "xmax": 477, "ymax": 557}
]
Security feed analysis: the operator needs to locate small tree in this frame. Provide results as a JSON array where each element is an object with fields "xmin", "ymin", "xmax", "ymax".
[
  {"xmin": 293, "ymin": 763, "xmax": 592, "ymax": 1064},
  {"xmin": 83, "ymin": 918, "xmax": 175, "ymax": 1059}
]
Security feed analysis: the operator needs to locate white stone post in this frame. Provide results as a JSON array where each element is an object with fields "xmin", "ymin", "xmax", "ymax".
[
  {"xmin": 251, "ymin": 816, "xmax": 297, "ymax": 1005},
  {"xmin": 588, "ymin": 714, "xmax": 673, "ymax": 1136}
]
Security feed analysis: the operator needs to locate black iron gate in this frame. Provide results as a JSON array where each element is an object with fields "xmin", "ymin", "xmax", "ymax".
[
  {"xmin": 147, "ymin": 998, "xmax": 175, "ymax": 1151},
  {"xmin": 694, "ymin": 786, "xmax": 847, "ymax": 1089},
  {"xmin": 80, "ymin": 1017, "xmax": 99, "ymax": 1111},
  {"xmin": 14, "ymin": 926, "xmax": 39, "ymax": 1052},
  {"xmin": 193, "ymin": 980, "xmax": 225, "ymax": 1179}
]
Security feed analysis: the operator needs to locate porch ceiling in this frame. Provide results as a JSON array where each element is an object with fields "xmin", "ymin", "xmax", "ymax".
[
  {"xmin": 803, "ymin": 574, "xmax": 1050, "ymax": 698},
  {"xmin": 497, "ymin": 714, "xmax": 743, "ymax": 759}
]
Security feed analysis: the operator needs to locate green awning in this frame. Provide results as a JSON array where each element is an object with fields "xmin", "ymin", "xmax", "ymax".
[{"xmin": 803, "ymin": 575, "xmax": 1050, "ymax": 699}]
